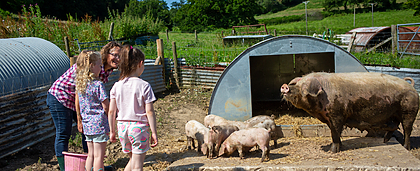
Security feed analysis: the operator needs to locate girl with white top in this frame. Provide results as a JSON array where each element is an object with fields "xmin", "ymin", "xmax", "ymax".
[{"xmin": 108, "ymin": 45, "xmax": 158, "ymax": 171}]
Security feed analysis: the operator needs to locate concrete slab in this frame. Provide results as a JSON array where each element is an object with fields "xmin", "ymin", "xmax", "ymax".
[{"xmin": 166, "ymin": 137, "xmax": 420, "ymax": 171}]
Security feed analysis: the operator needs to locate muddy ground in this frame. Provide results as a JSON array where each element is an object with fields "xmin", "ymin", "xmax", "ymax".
[{"xmin": 1, "ymin": 87, "xmax": 420, "ymax": 171}]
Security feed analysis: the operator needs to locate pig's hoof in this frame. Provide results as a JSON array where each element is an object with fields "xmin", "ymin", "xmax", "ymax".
[{"xmin": 330, "ymin": 143, "xmax": 340, "ymax": 153}]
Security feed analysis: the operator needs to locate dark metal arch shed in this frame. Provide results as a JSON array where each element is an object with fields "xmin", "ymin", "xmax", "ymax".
[{"xmin": 208, "ymin": 35, "xmax": 367, "ymax": 121}]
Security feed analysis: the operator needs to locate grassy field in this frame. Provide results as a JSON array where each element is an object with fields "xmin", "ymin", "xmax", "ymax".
[
  {"xmin": 255, "ymin": 0, "xmax": 408, "ymax": 20},
  {"xmin": 140, "ymin": 32, "xmax": 248, "ymax": 66},
  {"xmin": 254, "ymin": 0, "xmax": 417, "ymax": 35},
  {"xmin": 263, "ymin": 10, "xmax": 419, "ymax": 35},
  {"xmin": 255, "ymin": 0, "xmax": 324, "ymax": 20}
]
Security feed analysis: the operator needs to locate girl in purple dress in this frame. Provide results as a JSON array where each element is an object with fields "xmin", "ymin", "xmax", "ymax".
[{"xmin": 75, "ymin": 51, "xmax": 109, "ymax": 171}]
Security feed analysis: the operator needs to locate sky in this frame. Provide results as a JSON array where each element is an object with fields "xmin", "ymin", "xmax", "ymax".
[{"xmin": 164, "ymin": 0, "xmax": 179, "ymax": 8}]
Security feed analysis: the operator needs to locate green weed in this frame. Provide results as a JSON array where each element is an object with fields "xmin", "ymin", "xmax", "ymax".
[
  {"xmin": 353, "ymin": 52, "xmax": 420, "ymax": 69},
  {"xmin": 69, "ymin": 132, "xmax": 83, "ymax": 148}
]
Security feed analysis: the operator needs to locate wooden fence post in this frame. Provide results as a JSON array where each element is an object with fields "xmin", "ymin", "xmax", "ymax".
[
  {"xmin": 108, "ymin": 22, "xmax": 114, "ymax": 40},
  {"xmin": 195, "ymin": 30, "xmax": 198, "ymax": 42},
  {"xmin": 64, "ymin": 36, "xmax": 70, "ymax": 58},
  {"xmin": 64, "ymin": 36, "xmax": 76, "ymax": 67},
  {"xmin": 166, "ymin": 29, "xmax": 170, "ymax": 44},
  {"xmin": 274, "ymin": 29, "xmax": 277, "ymax": 37},
  {"xmin": 172, "ymin": 42, "xmax": 180, "ymax": 88},
  {"xmin": 391, "ymin": 25, "xmax": 397, "ymax": 54},
  {"xmin": 156, "ymin": 39, "xmax": 166, "ymax": 83}
]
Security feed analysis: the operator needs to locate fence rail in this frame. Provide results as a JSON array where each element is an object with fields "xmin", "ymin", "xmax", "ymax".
[{"xmin": 397, "ymin": 23, "xmax": 420, "ymax": 57}]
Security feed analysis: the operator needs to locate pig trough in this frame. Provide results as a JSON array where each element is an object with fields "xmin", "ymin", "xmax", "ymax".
[{"xmin": 208, "ymin": 35, "xmax": 367, "ymax": 121}]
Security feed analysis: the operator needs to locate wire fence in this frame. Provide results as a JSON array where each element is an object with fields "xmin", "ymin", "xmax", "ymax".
[{"xmin": 137, "ymin": 42, "xmax": 248, "ymax": 67}]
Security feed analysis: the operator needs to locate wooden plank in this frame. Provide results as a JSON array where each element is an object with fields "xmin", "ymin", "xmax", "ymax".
[
  {"xmin": 366, "ymin": 37, "xmax": 393, "ymax": 53},
  {"xmin": 347, "ymin": 32, "xmax": 357, "ymax": 52}
]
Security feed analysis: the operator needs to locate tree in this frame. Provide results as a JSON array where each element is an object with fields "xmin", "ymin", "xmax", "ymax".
[
  {"xmin": 406, "ymin": 0, "xmax": 420, "ymax": 16},
  {"xmin": 0, "ymin": 0, "xmax": 129, "ymax": 20},
  {"xmin": 124, "ymin": 0, "xmax": 172, "ymax": 30},
  {"xmin": 257, "ymin": 0, "xmax": 285, "ymax": 14},
  {"xmin": 173, "ymin": 0, "xmax": 263, "ymax": 32},
  {"xmin": 323, "ymin": 0, "xmax": 398, "ymax": 13}
]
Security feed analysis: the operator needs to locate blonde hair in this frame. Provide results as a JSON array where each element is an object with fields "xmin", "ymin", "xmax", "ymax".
[{"xmin": 75, "ymin": 50, "xmax": 102, "ymax": 94}]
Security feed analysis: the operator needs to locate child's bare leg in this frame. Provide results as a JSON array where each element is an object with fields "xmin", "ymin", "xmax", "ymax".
[
  {"xmin": 124, "ymin": 152, "xmax": 132, "ymax": 171},
  {"xmin": 93, "ymin": 142, "xmax": 106, "ymax": 171},
  {"xmin": 131, "ymin": 153, "xmax": 146, "ymax": 171},
  {"xmin": 86, "ymin": 141, "xmax": 94, "ymax": 171}
]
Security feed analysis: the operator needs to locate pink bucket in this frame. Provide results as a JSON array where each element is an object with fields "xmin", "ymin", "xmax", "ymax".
[{"xmin": 62, "ymin": 151, "xmax": 87, "ymax": 171}]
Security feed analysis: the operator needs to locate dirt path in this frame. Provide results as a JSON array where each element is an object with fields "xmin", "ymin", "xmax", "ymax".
[{"xmin": 1, "ymin": 87, "xmax": 419, "ymax": 171}]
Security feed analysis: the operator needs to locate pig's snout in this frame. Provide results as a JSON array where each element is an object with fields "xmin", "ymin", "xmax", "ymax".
[{"xmin": 280, "ymin": 84, "xmax": 289, "ymax": 94}]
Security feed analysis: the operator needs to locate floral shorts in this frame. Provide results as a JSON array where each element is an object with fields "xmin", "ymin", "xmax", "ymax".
[{"xmin": 117, "ymin": 121, "xmax": 150, "ymax": 154}]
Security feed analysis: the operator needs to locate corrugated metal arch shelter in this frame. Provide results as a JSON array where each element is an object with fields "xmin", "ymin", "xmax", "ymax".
[
  {"xmin": 0, "ymin": 37, "xmax": 70, "ymax": 159},
  {"xmin": 1, "ymin": 37, "xmax": 70, "ymax": 96},
  {"xmin": 208, "ymin": 35, "xmax": 367, "ymax": 121},
  {"xmin": 347, "ymin": 27, "xmax": 391, "ymax": 52}
]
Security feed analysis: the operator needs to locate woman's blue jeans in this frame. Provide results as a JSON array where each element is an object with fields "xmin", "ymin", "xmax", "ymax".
[{"xmin": 46, "ymin": 93, "xmax": 88, "ymax": 157}]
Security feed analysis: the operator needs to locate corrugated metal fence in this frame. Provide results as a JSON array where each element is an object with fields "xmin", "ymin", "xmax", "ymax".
[
  {"xmin": 179, "ymin": 67, "xmax": 224, "ymax": 89},
  {"xmin": 365, "ymin": 66, "xmax": 420, "ymax": 93}
]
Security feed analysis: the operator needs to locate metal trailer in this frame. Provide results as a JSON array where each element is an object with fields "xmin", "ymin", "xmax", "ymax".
[{"xmin": 208, "ymin": 35, "xmax": 368, "ymax": 121}]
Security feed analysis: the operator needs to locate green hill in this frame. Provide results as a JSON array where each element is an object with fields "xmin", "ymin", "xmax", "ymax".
[{"xmin": 255, "ymin": 0, "xmax": 418, "ymax": 35}]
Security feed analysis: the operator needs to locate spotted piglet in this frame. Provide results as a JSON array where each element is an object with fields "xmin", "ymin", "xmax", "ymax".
[
  {"xmin": 218, "ymin": 127, "xmax": 270, "ymax": 162},
  {"xmin": 185, "ymin": 120, "xmax": 209, "ymax": 154}
]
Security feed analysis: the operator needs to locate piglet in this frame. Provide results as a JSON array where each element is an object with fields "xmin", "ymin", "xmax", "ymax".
[
  {"xmin": 185, "ymin": 120, "xmax": 209, "ymax": 154},
  {"xmin": 218, "ymin": 127, "xmax": 270, "ymax": 162},
  {"xmin": 207, "ymin": 125, "xmax": 239, "ymax": 158},
  {"xmin": 247, "ymin": 115, "xmax": 282, "ymax": 148},
  {"xmin": 204, "ymin": 114, "xmax": 250, "ymax": 129}
]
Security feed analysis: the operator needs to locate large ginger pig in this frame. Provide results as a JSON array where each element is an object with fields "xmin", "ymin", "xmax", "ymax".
[{"xmin": 280, "ymin": 72, "xmax": 418, "ymax": 153}]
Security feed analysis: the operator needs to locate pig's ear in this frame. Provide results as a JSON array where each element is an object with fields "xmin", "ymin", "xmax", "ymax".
[
  {"xmin": 289, "ymin": 77, "xmax": 302, "ymax": 85},
  {"xmin": 211, "ymin": 126, "xmax": 222, "ymax": 133},
  {"xmin": 302, "ymin": 78, "xmax": 322, "ymax": 96},
  {"xmin": 201, "ymin": 143, "xmax": 208, "ymax": 156},
  {"xmin": 218, "ymin": 144, "xmax": 225, "ymax": 156},
  {"xmin": 303, "ymin": 78, "xmax": 329, "ymax": 109}
]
